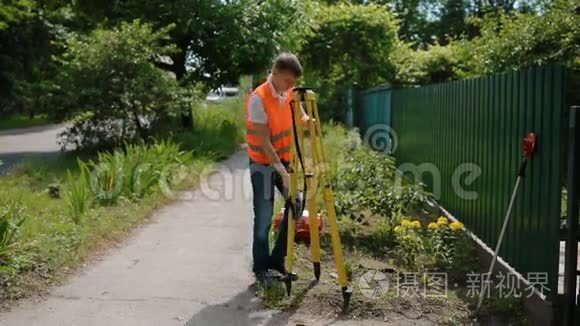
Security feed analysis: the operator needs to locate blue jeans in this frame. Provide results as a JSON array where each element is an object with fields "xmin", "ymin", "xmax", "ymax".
[{"xmin": 249, "ymin": 160, "xmax": 289, "ymax": 274}]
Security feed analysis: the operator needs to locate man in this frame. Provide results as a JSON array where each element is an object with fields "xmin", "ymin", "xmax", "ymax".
[{"xmin": 246, "ymin": 53, "xmax": 308, "ymax": 285}]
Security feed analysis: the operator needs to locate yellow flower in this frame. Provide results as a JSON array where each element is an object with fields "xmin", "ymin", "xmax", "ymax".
[
  {"xmin": 401, "ymin": 219, "xmax": 412, "ymax": 228},
  {"xmin": 428, "ymin": 222, "xmax": 438, "ymax": 230},
  {"xmin": 449, "ymin": 221, "xmax": 464, "ymax": 231},
  {"xmin": 403, "ymin": 235, "xmax": 411, "ymax": 241},
  {"xmin": 437, "ymin": 216, "xmax": 448, "ymax": 225},
  {"xmin": 393, "ymin": 225, "xmax": 403, "ymax": 233},
  {"xmin": 411, "ymin": 220, "xmax": 421, "ymax": 229}
]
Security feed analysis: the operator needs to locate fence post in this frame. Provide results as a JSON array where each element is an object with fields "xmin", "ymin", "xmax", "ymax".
[
  {"xmin": 346, "ymin": 86, "xmax": 355, "ymax": 128},
  {"xmin": 564, "ymin": 105, "xmax": 580, "ymax": 325}
]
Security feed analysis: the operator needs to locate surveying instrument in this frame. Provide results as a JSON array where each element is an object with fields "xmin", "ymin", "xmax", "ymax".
[{"xmin": 278, "ymin": 87, "xmax": 353, "ymax": 311}]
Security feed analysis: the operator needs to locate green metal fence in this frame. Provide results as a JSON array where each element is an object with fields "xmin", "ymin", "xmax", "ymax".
[
  {"xmin": 357, "ymin": 65, "xmax": 568, "ymax": 300},
  {"xmin": 355, "ymin": 85, "xmax": 392, "ymax": 140}
]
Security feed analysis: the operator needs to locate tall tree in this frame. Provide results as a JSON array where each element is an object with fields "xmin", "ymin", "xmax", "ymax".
[
  {"xmin": 373, "ymin": 0, "xmax": 440, "ymax": 47},
  {"xmin": 0, "ymin": 0, "xmax": 71, "ymax": 115},
  {"xmin": 72, "ymin": 0, "xmax": 316, "ymax": 88},
  {"xmin": 301, "ymin": 3, "xmax": 399, "ymax": 119},
  {"xmin": 438, "ymin": 0, "xmax": 466, "ymax": 43},
  {"xmin": 68, "ymin": 0, "xmax": 316, "ymax": 128}
]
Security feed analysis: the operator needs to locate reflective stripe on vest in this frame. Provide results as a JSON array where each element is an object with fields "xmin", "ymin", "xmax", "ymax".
[{"xmin": 247, "ymin": 143, "xmax": 290, "ymax": 156}]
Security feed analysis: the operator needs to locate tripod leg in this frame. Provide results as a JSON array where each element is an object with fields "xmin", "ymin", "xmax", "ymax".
[
  {"xmin": 283, "ymin": 91, "xmax": 304, "ymax": 296},
  {"xmin": 322, "ymin": 187, "xmax": 352, "ymax": 311},
  {"xmin": 284, "ymin": 167, "xmax": 297, "ymax": 296},
  {"xmin": 306, "ymin": 174, "xmax": 321, "ymax": 280},
  {"xmin": 303, "ymin": 93, "xmax": 322, "ymax": 280},
  {"xmin": 309, "ymin": 91, "xmax": 352, "ymax": 311}
]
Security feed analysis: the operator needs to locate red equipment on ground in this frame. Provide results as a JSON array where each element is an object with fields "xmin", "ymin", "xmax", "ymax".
[{"xmin": 272, "ymin": 209, "xmax": 323, "ymax": 244}]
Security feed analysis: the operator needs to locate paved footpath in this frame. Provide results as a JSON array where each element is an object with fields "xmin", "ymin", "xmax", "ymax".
[
  {"xmin": 0, "ymin": 150, "xmax": 389, "ymax": 326},
  {"xmin": 0, "ymin": 124, "xmax": 65, "ymax": 175}
]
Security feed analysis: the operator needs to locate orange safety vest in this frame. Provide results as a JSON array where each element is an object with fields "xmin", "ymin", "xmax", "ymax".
[{"xmin": 246, "ymin": 81, "xmax": 292, "ymax": 164}]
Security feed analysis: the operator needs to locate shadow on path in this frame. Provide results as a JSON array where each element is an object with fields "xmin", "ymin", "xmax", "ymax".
[
  {"xmin": 0, "ymin": 151, "xmax": 61, "ymax": 175},
  {"xmin": 185, "ymin": 284, "xmax": 293, "ymax": 326},
  {"xmin": 185, "ymin": 279, "xmax": 322, "ymax": 326}
]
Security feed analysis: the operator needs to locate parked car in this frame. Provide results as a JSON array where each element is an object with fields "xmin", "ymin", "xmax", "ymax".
[{"xmin": 205, "ymin": 86, "xmax": 240, "ymax": 102}]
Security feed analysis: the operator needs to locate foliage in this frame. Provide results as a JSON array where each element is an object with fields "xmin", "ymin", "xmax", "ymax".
[
  {"xmin": 100, "ymin": 0, "xmax": 317, "ymax": 87},
  {"xmin": 332, "ymin": 144, "xmax": 433, "ymax": 221},
  {"xmin": 325, "ymin": 124, "xmax": 434, "ymax": 226},
  {"xmin": 0, "ymin": 0, "xmax": 34, "ymax": 31},
  {"xmin": 455, "ymin": 0, "xmax": 580, "ymax": 77},
  {"xmin": 393, "ymin": 218, "xmax": 424, "ymax": 267},
  {"xmin": 378, "ymin": 0, "xmax": 441, "ymax": 46},
  {"xmin": 0, "ymin": 201, "xmax": 26, "ymax": 261},
  {"xmin": 300, "ymin": 3, "xmax": 398, "ymax": 120},
  {"xmin": 0, "ymin": 1, "xmax": 68, "ymax": 116},
  {"xmin": 55, "ymin": 20, "xmax": 180, "ymax": 150},
  {"xmin": 437, "ymin": 0, "xmax": 466, "ymax": 43},
  {"xmin": 0, "ymin": 115, "xmax": 50, "ymax": 131},
  {"xmin": 392, "ymin": 216, "xmax": 472, "ymax": 275},
  {"xmin": 64, "ymin": 163, "xmax": 90, "ymax": 223},
  {"xmin": 173, "ymin": 98, "xmax": 245, "ymax": 160},
  {"xmin": 388, "ymin": 0, "xmax": 579, "ymax": 87},
  {"xmin": 79, "ymin": 139, "xmax": 193, "ymax": 205}
]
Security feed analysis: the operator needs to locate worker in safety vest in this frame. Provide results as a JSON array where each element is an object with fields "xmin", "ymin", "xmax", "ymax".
[{"xmin": 246, "ymin": 53, "xmax": 309, "ymax": 285}]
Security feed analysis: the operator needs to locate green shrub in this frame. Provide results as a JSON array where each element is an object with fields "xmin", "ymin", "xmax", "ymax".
[
  {"xmin": 392, "ymin": 216, "xmax": 472, "ymax": 274},
  {"xmin": 64, "ymin": 163, "xmax": 91, "ymax": 223},
  {"xmin": 300, "ymin": 3, "xmax": 398, "ymax": 120},
  {"xmin": 0, "ymin": 201, "xmax": 25, "ymax": 261},
  {"xmin": 54, "ymin": 20, "xmax": 180, "ymax": 150},
  {"xmin": 392, "ymin": 43, "xmax": 465, "ymax": 86},
  {"xmin": 332, "ymin": 145, "xmax": 433, "ymax": 221},
  {"xmin": 84, "ymin": 150, "xmax": 126, "ymax": 205},
  {"xmin": 77, "ymin": 139, "xmax": 193, "ymax": 205},
  {"xmin": 455, "ymin": 0, "xmax": 579, "ymax": 77},
  {"xmin": 174, "ymin": 98, "xmax": 245, "ymax": 160},
  {"xmin": 324, "ymin": 123, "xmax": 433, "ymax": 224}
]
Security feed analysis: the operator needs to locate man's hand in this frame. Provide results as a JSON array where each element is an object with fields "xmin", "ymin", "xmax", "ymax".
[
  {"xmin": 273, "ymin": 162, "xmax": 291, "ymax": 191},
  {"xmin": 301, "ymin": 114, "xmax": 313, "ymax": 128}
]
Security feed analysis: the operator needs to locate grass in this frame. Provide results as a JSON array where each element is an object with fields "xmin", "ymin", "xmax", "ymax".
[
  {"xmin": 0, "ymin": 99, "xmax": 244, "ymax": 308},
  {"xmin": 0, "ymin": 115, "xmax": 51, "ymax": 131}
]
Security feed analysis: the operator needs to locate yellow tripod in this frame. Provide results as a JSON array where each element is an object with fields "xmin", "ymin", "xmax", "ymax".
[{"xmin": 282, "ymin": 87, "xmax": 352, "ymax": 311}]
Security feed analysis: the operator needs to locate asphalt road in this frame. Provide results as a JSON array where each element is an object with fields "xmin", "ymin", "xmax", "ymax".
[{"xmin": 0, "ymin": 124, "xmax": 65, "ymax": 175}]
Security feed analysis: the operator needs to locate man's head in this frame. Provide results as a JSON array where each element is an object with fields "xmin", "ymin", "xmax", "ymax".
[{"xmin": 270, "ymin": 52, "xmax": 302, "ymax": 93}]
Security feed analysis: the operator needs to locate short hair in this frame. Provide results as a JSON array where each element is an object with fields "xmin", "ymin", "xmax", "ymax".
[{"xmin": 272, "ymin": 52, "xmax": 303, "ymax": 77}]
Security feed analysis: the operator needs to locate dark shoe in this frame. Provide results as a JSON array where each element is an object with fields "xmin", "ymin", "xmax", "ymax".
[
  {"xmin": 255, "ymin": 270, "xmax": 279, "ymax": 288},
  {"xmin": 254, "ymin": 271, "xmax": 267, "ymax": 286},
  {"xmin": 269, "ymin": 262, "xmax": 287, "ymax": 275},
  {"xmin": 269, "ymin": 264, "xmax": 298, "ymax": 282}
]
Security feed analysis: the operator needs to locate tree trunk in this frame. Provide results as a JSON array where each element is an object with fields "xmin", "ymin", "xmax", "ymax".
[
  {"xmin": 172, "ymin": 41, "xmax": 193, "ymax": 130},
  {"xmin": 132, "ymin": 109, "xmax": 145, "ymax": 141},
  {"xmin": 153, "ymin": 40, "xmax": 192, "ymax": 130}
]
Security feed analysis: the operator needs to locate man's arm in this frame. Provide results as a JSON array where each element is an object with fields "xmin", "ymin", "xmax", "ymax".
[
  {"xmin": 253, "ymin": 123, "xmax": 282, "ymax": 166},
  {"xmin": 254, "ymin": 123, "xmax": 289, "ymax": 189},
  {"xmin": 248, "ymin": 95, "xmax": 289, "ymax": 184}
]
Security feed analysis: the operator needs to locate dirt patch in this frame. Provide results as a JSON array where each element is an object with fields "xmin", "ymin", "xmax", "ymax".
[
  {"xmin": 259, "ymin": 213, "xmax": 526, "ymax": 326},
  {"xmin": 276, "ymin": 245, "xmax": 474, "ymax": 325}
]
